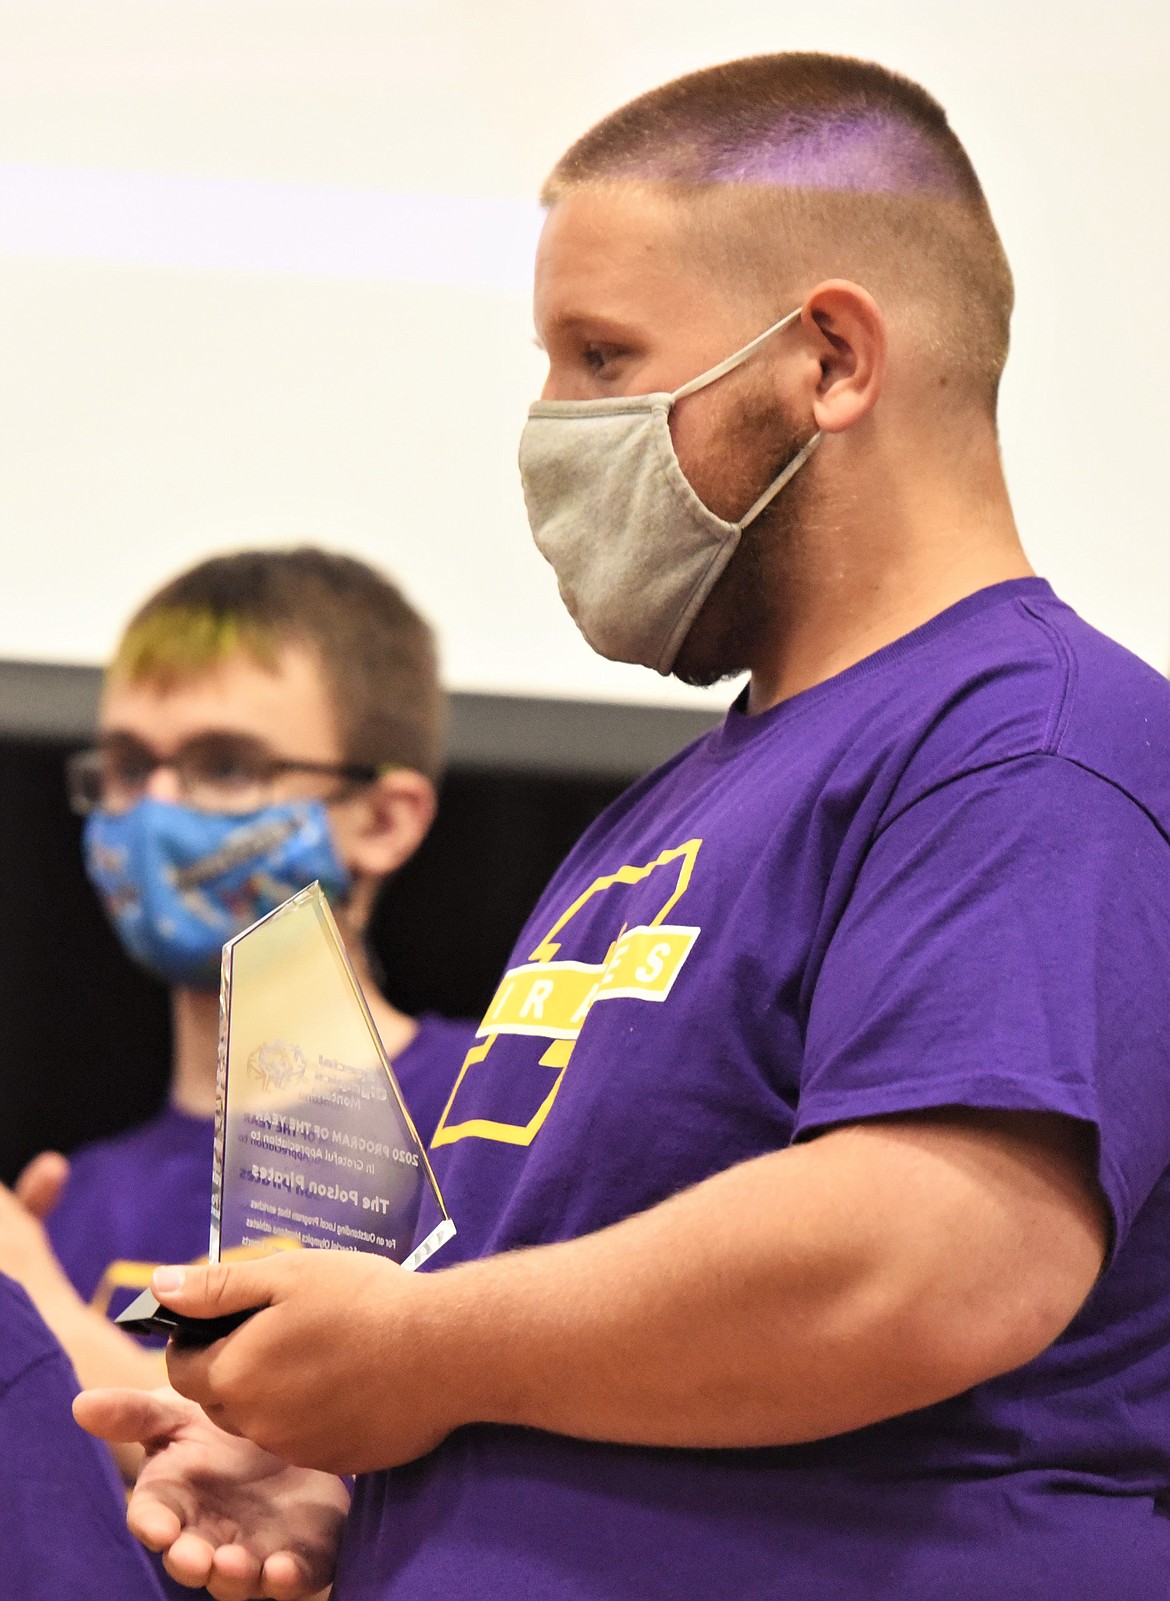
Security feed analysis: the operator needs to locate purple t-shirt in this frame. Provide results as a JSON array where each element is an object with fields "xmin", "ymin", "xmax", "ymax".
[
  {"xmin": 48, "ymin": 1013, "xmax": 475, "ymax": 1321},
  {"xmin": 337, "ymin": 581, "xmax": 1170, "ymax": 1600},
  {"xmin": 0, "ymin": 1273, "xmax": 165, "ymax": 1599}
]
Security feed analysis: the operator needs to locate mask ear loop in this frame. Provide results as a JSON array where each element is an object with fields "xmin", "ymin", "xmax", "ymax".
[
  {"xmin": 666, "ymin": 304, "xmax": 822, "ymax": 529},
  {"xmin": 739, "ymin": 431, "xmax": 822, "ymax": 527},
  {"xmin": 669, "ymin": 307, "xmax": 803, "ymax": 403}
]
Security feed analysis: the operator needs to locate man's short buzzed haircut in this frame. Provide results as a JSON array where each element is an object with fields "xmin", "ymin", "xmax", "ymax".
[
  {"xmin": 112, "ymin": 548, "xmax": 445, "ymax": 780},
  {"xmin": 545, "ymin": 53, "xmax": 1014, "ymax": 411}
]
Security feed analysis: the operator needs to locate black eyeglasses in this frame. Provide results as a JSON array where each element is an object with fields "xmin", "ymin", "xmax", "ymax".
[{"xmin": 66, "ymin": 733, "xmax": 381, "ymax": 817}]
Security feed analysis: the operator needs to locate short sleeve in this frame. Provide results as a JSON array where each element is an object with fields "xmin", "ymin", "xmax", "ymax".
[{"xmin": 797, "ymin": 754, "xmax": 1170, "ymax": 1251}]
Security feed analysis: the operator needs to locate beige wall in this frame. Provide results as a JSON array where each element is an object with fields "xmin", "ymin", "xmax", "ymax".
[{"xmin": 0, "ymin": 0, "xmax": 1166, "ymax": 704}]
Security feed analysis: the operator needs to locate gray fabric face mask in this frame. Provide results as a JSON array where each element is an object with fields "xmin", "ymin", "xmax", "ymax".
[{"xmin": 519, "ymin": 308, "xmax": 821, "ymax": 675}]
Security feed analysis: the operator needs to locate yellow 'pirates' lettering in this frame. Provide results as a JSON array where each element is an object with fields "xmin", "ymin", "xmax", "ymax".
[
  {"xmin": 477, "ymin": 924, "xmax": 699, "ymax": 1041},
  {"xmin": 432, "ymin": 840, "xmax": 703, "ymax": 1149}
]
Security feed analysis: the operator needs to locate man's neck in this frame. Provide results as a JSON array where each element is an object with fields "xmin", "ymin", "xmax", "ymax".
[
  {"xmin": 169, "ymin": 947, "xmax": 418, "ymax": 1120},
  {"xmin": 746, "ymin": 424, "xmax": 1032, "ymax": 713}
]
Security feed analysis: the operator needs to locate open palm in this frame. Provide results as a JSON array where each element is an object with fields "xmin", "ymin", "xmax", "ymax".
[{"xmin": 74, "ymin": 1385, "xmax": 350, "ymax": 1601}]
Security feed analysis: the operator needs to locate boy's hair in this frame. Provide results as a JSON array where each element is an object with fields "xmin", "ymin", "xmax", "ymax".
[
  {"xmin": 544, "ymin": 53, "xmax": 1014, "ymax": 410},
  {"xmin": 111, "ymin": 548, "xmax": 445, "ymax": 780}
]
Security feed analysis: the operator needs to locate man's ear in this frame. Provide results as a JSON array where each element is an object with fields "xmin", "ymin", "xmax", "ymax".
[
  {"xmin": 801, "ymin": 280, "xmax": 886, "ymax": 435},
  {"xmin": 342, "ymin": 768, "xmax": 437, "ymax": 880}
]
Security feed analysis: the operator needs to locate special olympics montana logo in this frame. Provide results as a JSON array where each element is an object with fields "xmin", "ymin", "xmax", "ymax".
[{"xmin": 247, "ymin": 1039, "xmax": 308, "ymax": 1091}]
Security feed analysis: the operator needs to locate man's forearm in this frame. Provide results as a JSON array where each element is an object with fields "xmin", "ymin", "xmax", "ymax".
[
  {"xmin": 421, "ymin": 1113, "xmax": 1106, "ymax": 1453},
  {"xmin": 150, "ymin": 1109, "xmax": 1106, "ymax": 1475}
]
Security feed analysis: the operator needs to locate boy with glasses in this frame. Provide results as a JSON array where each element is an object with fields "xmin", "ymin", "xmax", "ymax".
[{"xmin": 5, "ymin": 547, "xmax": 475, "ymax": 1394}]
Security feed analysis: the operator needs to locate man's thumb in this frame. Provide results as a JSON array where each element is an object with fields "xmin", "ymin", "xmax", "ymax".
[
  {"xmin": 73, "ymin": 1385, "xmax": 191, "ymax": 1445},
  {"xmin": 151, "ymin": 1259, "xmax": 273, "ymax": 1318}
]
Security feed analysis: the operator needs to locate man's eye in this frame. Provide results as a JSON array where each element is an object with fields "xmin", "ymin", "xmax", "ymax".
[{"xmin": 583, "ymin": 344, "xmax": 625, "ymax": 374}]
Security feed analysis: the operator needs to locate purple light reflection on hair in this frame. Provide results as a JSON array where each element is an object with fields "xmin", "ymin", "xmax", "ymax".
[{"xmin": 653, "ymin": 113, "xmax": 970, "ymax": 200}]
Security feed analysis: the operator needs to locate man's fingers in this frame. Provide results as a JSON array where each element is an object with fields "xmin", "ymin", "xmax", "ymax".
[
  {"xmin": 14, "ymin": 1149, "xmax": 69, "ymax": 1219},
  {"xmin": 152, "ymin": 1258, "xmax": 278, "ymax": 1318},
  {"xmin": 73, "ymin": 1385, "xmax": 192, "ymax": 1445},
  {"xmin": 127, "ymin": 1492, "xmax": 184, "ymax": 1553},
  {"xmin": 261, "ymin": 1551, "xmax": 319, "ymax": 1601},
  {"xmin": 202, "ymin": 1545, "xmax": 265, "ymax": 1601},
  {"xmin": 162, "ymin": 1530, "xmax": 217, "ymax": 1587},
  {"xmin": 156, "ymin": 1532, "xmax": 312, "ymax": 1601}
]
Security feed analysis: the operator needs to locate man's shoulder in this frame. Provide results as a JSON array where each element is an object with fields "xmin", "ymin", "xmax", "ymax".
[
  {"xmin": 1030, "ymin": 594, "xmax": 1170, "ymax": 839},
  {"xmin": 623, "ymin": 582, "xmax": 1071, "ymax": 810},
  {"xmin": 856, "ymin": 582, "xmax": 1168, "ymax": 834},
  {"xmin": 529, "ymin": 580, "xmax": 1167, "ymax": 874}
]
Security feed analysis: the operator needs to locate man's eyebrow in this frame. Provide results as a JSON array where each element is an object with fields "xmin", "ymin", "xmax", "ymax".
[{"xmin": 540, "ymin": 312, "xmax": 643, "ymax": 344}]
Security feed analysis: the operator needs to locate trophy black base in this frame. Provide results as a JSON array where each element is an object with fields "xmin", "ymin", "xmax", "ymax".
[{"xmin": 115, "ymin": 1287, "xmax": 260, "ymax": 1345}]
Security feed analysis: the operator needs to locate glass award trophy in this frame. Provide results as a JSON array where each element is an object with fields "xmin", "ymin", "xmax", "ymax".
[{"xmin": 117, "ymin": 882, "xmax": 454, "ymax": 1341}]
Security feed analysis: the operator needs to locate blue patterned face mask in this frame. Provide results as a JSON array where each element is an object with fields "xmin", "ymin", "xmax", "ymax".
[{"xmin": 83, "ymin": 797, "xmax": 351, "ymax": 988}]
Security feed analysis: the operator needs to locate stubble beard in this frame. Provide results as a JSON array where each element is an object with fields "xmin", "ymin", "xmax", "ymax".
[{"xmin": 672, "ymin": 399, "xmax": 813, "ymax": 689}]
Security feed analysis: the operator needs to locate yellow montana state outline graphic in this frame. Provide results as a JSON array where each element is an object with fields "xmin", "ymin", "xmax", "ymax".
[{"xmin": 432, "ymin": 839, "xmax": 702, "ymax": 1149}]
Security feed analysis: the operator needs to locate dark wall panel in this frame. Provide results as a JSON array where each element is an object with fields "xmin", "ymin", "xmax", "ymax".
[
  {"xmin": 0, "ymin": 739, "xmax": 173, "ymax": 1183},
  {"xmin": 371, "ymin": 769, "xmax": 626, "ymax": 1020}
]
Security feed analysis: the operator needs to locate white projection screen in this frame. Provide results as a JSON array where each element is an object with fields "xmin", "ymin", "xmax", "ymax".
[{"xmin": 0, "ymin": 1, "xmax": 1166, "ymax": 713}]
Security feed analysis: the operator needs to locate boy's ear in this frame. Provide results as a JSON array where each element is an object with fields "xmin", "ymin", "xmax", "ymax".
[{"xmin": 344, "ymin": 768, "xmax": 437, "ymax": 879}]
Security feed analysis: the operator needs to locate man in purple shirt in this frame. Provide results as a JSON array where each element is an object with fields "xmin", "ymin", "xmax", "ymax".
[
  {"xmin": 2, "ymin": 549, "xmax": 474, "ymax": 1402},
  {"xmin": 0, "ymin": 1272, "xmax": 166, "ymax": 1600},
  {"xmin": 80, "ymin": 53, "xmax": 1169, "ymax": 1600}
]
